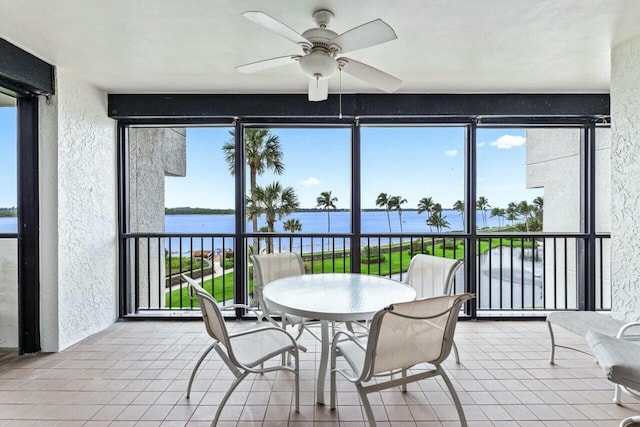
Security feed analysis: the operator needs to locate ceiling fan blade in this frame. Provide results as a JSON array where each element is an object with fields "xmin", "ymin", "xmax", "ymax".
[
  {"xmin": 308, "ymin": 77, "xmax": 329, "ymax": 102},
  {"xmin": 236, "ymin": 55, "xmax": 301, "ymax": 74},
  {"xmin": 339, "ymin": 57, "xmax": 402, "ymax": 92},
  {"xmin": 242, "ymin": 11, "xmax": 311, "ymax": 47},
  {"xmin": 329, "ymin": 19, "xmax": 397, "ymax": 54}
]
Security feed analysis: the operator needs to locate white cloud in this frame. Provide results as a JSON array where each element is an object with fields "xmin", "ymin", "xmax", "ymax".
[
  {"xmin": 444, "ymin": 149, "xmax": 458, "ymax": 157},
  {"xmin": 477, "ymin": 141, "xmax": 486, "ymax": 147},
  {"xmin": 489, "ymin": 134, "xmax": 525, "ymax": 149},
  {"xmin": 301, "ymin": 176, "xmax": 321, "ymax": 187}
]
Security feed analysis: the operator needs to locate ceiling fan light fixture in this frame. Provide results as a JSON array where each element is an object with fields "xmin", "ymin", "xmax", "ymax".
[{"xmin": 298, "ymin": 51, "xmax": 338, "ymax": 79}]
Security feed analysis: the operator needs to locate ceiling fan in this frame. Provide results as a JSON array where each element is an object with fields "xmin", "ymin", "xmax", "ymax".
[{"xmin": 236, "ymin": 9, "xmax": 402, "ymax": 101}]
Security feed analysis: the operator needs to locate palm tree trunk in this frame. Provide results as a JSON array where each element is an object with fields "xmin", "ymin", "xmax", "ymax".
[
  {"xmin": 386, "ymin": 210, "xmax": 391, "ymax": 232},
  {"xmin": 250, "ymin": 168, "xmax": 259, "ymax": 255},
  {"xmin": 266, "ymin": 221, "xmax": 275, "ymax": 254},
  {"xmin": 398, "ymin": 212, "xmax": 403, "ymax": 233}
]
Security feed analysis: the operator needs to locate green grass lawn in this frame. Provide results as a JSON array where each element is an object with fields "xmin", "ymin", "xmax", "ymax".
[
  {"xmin": 165, "ymin": 238, "xmax": 538, "ymax": 308},
  {"xmin": 165, "ymin": 256, "xmax": 204, "ymax": 274},
  {"xmin": 166, "ymin": 272, "xmax": 237, "ymax": 308}
]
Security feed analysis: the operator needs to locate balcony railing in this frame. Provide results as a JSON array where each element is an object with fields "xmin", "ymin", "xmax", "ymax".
[{"xmin": 121, "ymin": 232, "xmax": 611, "ymax": 317}]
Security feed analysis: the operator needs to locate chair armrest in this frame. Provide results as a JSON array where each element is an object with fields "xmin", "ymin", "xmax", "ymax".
[
  {"xmin": 229, "ymin": 325, "xmax": 298, "ymax": 348},
  {"xmin": 332, "ymin": 330, "xmax": 367, "ymax": 352},
  {"xmin": 219, "ymin": 304, "xmax": 263, "ymax": 323},
  {"xmin": 617, "ymin": 321, "xmax": 640, "ymax": 340}
]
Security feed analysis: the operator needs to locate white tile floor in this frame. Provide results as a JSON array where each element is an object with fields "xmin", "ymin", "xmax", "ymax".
[{"xmin": 0, "ymin": 320, "xmax": 638, "ymax": 426}]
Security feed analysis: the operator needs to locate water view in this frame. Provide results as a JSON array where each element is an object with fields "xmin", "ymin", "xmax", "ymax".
[
  {"xmin": 161, "ymin": 210, "xmax": 503, "ymax": 253},
  {"xmin": 0, "ymin": 217, "xmax": 16, "ymax": 233}
]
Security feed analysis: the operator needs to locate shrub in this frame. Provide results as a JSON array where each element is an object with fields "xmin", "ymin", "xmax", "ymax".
[
  {"xmin": 361, "ymin": 254, "xmax": 386, "ymax": 265},
  {"xmin": 442, "ymin": 240, "xmax": 464, "ymax": 251},
  {"xmin": 222, "ymin": 259, "xmax": 234, "ymax": 269},
  {"xmin": 410, "ymin": 241, "xmax": 431, "ymax": 255},
  {"xmin": 362, "ymin": 245, "xmax": 380, "ymax": 258}
]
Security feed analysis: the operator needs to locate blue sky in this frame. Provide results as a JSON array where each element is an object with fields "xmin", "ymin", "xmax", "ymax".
[
  {"xmin": 0, "ymin": 107, "xmax": 17, "ymax": 208},
  {"xmin": 0, "ymin": 108, "xmax": 541, "ymax": 211},
  {"xmin": 165, "ymin": 126, "xmax": 541, "ymax": 210}
]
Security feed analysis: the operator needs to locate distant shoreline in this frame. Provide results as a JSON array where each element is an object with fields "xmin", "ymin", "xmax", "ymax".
[
  {"xmin": 165, "ymin": 207, "xmax": 438, "ymax": 215},
  {"xmin": 0, "ymin": 208, "xmax": 16, "ymax": 218}
]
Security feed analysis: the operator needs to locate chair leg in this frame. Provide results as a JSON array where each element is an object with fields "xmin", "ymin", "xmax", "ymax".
[
  {"xmin": 621, "ymin": 415, "xmax": 640, "ymax": 426},
  {"xmin": 212, "ymin": 371, "xmax": 250, "ymax": 426},
  {"xmin": 437, "ymin": 365, "xmax": 467, "ymax": 427},
  {"xmin": 330, "ymin": 349, "xmax": 337, "ymax": 409},
  {"xmin": 187, "ymin": 343, "xmax": 215, "ymax": 398},
  {"xmin": 452, "ymin": 341, "xmax": 461, "ymax": 364},
  {"xmin": 356, "ymin": 383, "xmax": 377, "ymax": 427},
  {"xmin": 288, "ymin": 322, "xmax": 307, "ymax": 365},
  {"xmin": 547, "ymin": 321, "xmax": 556, "ymax": 365},
  {"xmin": 294, "ymin": 350, "xmax": 300, "ymax": 412},
  {"xmin": 282, "ymin": 317, "xmax": 289, "ymax": 366},
  {"xmin": 401, "ymin": 369, "xmax": 407, "ymax": 393},
  {"xmin": 614, "ymin": 384, "xmax": 622, "ymax": 405}
]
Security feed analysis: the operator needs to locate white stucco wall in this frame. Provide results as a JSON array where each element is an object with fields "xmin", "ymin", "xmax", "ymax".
[
  {"xmin": 128, "ymin": 128, "xmax": 186, "ymax": 311},
  {"xmin": 526, "ymin": 129, "xmax": 581, "ymax": 309},
  {"xmin": 0, "ymin": 239, "xmax": 18, "ymax": 347},
  {"xmin": 526, "ymin": 128, "xmax": 611, "ymax": 309},
  {"xmin": 39, "ymin": 70, "xmax": 118, "ymax": 351},
  {"xmin": 611, "ymin": 36, "xmax": 640, "ymax": 322}
]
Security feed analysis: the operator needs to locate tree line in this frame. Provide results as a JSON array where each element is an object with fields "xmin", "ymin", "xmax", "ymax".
[{"xmin": 0, "ymin": 207, "xmax": 17, "ymax": 217}]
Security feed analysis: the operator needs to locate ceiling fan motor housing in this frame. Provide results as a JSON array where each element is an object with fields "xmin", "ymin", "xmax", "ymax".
[{"xmin": 299, "ymin": 27, "xmax": 340, "ymax": 79}]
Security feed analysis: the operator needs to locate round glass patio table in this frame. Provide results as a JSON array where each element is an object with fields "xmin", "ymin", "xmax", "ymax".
[{"xmin": 263, "ymin": 273, "xmax": 416, "ymax": 405}]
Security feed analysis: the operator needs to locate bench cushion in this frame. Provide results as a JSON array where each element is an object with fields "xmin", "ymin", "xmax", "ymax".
[
  {"xmin": 586, "ymin": 330, "xmax": 640, "ymax": 391},
  {"xmin": 547, "ymin": 311, "xmax": 623, "ymax": 337}
]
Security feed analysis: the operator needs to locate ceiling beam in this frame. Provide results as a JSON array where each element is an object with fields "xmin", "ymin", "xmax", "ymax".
[
  {"xmin": 108, "ymin": 93, "xmax": 609, "ymax": 121},
  {"xmin": 0, "ymin": 38, "xmax": 55, "ymax": 96}
]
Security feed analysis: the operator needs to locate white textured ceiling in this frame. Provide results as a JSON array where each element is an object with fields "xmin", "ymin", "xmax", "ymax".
[{"xmin": 1, "ymin": 0, "xmax": 640, "ymax": 95}]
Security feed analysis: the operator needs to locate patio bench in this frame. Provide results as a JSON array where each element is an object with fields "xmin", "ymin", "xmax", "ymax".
[
  {"xmin": 586, "ymin": 330, "xmax": 640, "ymax": 426},
  {"xmin": 546, "ymin": 311, "xmax": 640, "ymax": 364}
]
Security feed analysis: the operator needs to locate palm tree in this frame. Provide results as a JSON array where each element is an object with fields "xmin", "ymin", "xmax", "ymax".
[
  {"xmin": 316, "ymin": 191, "xmax": 338, "ymax": 232},
  {"xmin": 476, "ymin": 196, "xmax": 490, "ymax": 228},
  {"xmin": 426, "ymin": 210, "xmax": 451, "ymax": 232},
  {"xmin": 376, "ymin": 192, "xmax": 393, "ymax": 232},
  {"xmin": 252, "ymin": 182, "xmax": 299, "ymax": 253},
  {"xmin": 518, "ymin": 200, "xmax": 533, "ymax": 232},
  {"xmin": 389, "ymin": 195, "xmax": 407, "ymax": 232},
  {"xmin": 283, "ymin": 218, "xmax": 302, "ymax": 253},
  {"xmin": 283, "ymin": 218, "xmax": 301, "ymax": 233},
  {"xmin": 417, "ymin": 197, "xmax": 435, "ymax": 231},
  {"xmin": 506, "ymin": 202, "xmax": 519, "ymax": 226},
  {"xmin": 490, "ymin": 207, "xmax": 506, "ymax": 228},
  {"xmin": 533, "ymin": 196, "xmax": 544, "ymax": 222},
  {"xmin": 453, "ymin": 200, "xmax": 464, "ymax": 223},
  {"xmin": 222, "ymin": 129, "xmax": 284, "ymax": 253}
]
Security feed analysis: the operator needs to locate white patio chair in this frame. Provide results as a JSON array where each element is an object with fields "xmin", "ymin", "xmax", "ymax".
[
  {"xmin": 587, "ymin": 330, "xmax": 640, "ymax": 427},
  {"xmin": 182, "ymin": 274, "xmax": 264, "ymax": 393},
  {"xmin": 252, "ymin": 253, "xmax": 313, "ymax": 342},
  {"xmin": 182, "ymin": 274, "xmax": 300, "ymax": 426},
  {"xmin": 404, "ymin": 253, "xmax": 465, "ymax": 363},
  {"xmin": 330, "ymin": 293, "xmax": 474, "ymax": 427}
]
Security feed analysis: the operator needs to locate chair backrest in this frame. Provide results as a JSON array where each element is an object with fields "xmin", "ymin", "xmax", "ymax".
[
  {"xmin": 252, "ymin": 252, "xmax": 305, "ymax": 312},
  {"xmin": 405, "ymin": 254, "xmax": 463, "ymax": 298},
  {"xmin": 181, "ymin": 274, "xmax": 232, "ymax": 351},
  {"xmin": 363, "ymin": 293, "xmax": 474, "ymax": 379}
]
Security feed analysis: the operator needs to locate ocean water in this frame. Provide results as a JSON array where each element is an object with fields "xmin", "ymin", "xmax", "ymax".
[
  {"xmin": 161, "ymin": 210, "xmax": 505, "ymax": 254},
  {"xmin": 0, "ymin": 217, "xmax": 17, "ymax": 233},
  {"xmin": 164, "ymin": 209, "xmax": 501, "ymax": 234},
  {"xmin": 0, "ymin": 209, "xmax": 503, "ymax": 234}
]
